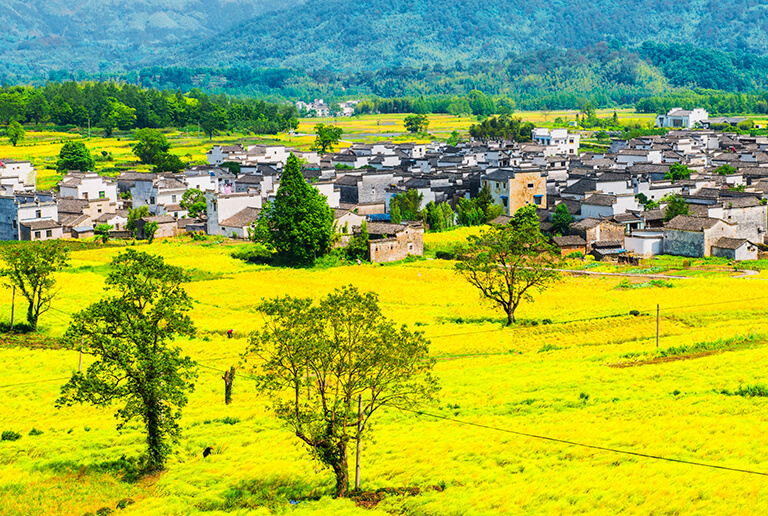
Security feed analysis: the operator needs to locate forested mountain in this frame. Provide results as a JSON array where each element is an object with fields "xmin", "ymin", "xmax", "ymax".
[
  {"xmin": 0, "ymin": 0, "xmax": 304, "ymax": 79},
  {"xmin": 183, "ymin": 0, "xmax": 768, "ymax": 71}
]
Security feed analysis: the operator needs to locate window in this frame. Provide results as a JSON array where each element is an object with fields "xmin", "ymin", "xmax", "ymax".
[
  {"xmin": 12, "ymin": 220, "xmax": 16, "ymax": 229},
  {"xmin": 34, "ymin": 231, "xmax": 40, "ymax": 239},
  {"xmin": 150, "ymin": 196, "xmax": 156, "ymax": 204},
  {"xmin": 83, "ymin": 192, "xmax": 88, "ymax": 200},
  {"xmin": 527, "ymin": 183, "xmax": 534, "ymax": 188},
  {"xmin": 35, "ymin": 210, "xmax": 41, "ymax": 218},
  {"xmin": 99, "ymin": 191, "xmax": 105, "ymax": 199},
  {"xmin": 46, "ymin": 230, "xmax": 52, "ymax": 238},
  {"xmin": 534, "ymin": 194, "xmax": 543, "ymax": 206},
  {"xmin": 97, "ymin": 209, "xmax": 102, "ymax": 213},
  {"xmin": 172, "ymin": 195, "xmax": 177, "ymax": 203}
]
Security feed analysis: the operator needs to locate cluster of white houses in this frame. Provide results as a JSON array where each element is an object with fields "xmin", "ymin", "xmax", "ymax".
[{"xmin": 4, "ymin": 117, "xmax": 768, "ymax": 262}]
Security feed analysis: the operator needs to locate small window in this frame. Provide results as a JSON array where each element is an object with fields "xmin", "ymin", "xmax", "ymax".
[
  {"xmin": 12, "ymin": 220, "xmax": 16, "ymax": 229},
  {"xmin": 34, "ymin": 231, "xmax": 40, "ymax": 239},
  {"xmin": 99, "ymin": 191, "xmax": 105, "ymax": 199},
  {"xmin": 527, "ymin": 183, "xmax": 534, "ymax": 188},
  {"xmin": 35, "ymin": 210, "xmax": 41, "ymax": 218},
  {"xmin": 172, "ymin": 195, "xmax": 177, "ymax": 203},
  {"xmin": 83, "ymin": 192, "xmax": 88, "ymax": 200},
  {"xmin": 150, "ymin": 196, "xmax": 156, "ymax": 204},
  {"xmin": 98, "ymin": 209, "xmax": 102, "ymax": 213},
  {"xmin": 46, "ymin": 230, "xmax": 52, "ymax": 237}
]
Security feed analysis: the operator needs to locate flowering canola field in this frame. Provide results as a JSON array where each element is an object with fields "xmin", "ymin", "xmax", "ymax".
[{"xmin": 1, "ymin": 238, "xmax": 768, "ymax": 515}]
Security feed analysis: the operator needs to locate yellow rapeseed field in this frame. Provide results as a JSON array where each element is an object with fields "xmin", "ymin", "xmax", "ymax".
[{"xmin": 1, "ymin": 235, "xmax": 768, "ymax": 515}]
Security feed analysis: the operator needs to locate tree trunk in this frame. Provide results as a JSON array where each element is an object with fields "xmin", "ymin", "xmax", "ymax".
[
  {"xmin": 506, "ymin": 307, "xmax": 515, "ymax": 326},
  {"xmin": 27, "ymin": 301, "xmax": 37, "ymax": 331},
  {"xmin": 223, "ymin": 366, "xmax": 235, "ymax": 405},
  {"xmin": 331, "ymin": 441, "xmax": 349, "ymax": 498},
  {"xmin": 146, "ymin": 398, "xmax": 164, "ymax": 471}
]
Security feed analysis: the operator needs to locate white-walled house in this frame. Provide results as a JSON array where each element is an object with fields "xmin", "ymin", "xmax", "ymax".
[
  {"xmin": 205, "ymin": 191, "xmax": 263, "ymax": 236},
  {"xmin": 531, "ymin": 128, "xmax": 580, "ymax": 156},
  {"xmin": 0, "ymin": 192, "xmax": 60, "ymax": 240},
  {"xmin": 58, "ymin": 172, "xmax": 119, "ymax": 203},
  {"xmin": 131, "ymin": 176, "xmax": 188, "ymax": 216},
  {"xmin": 655, "ymin": 108, "xmax": 709, "ymax": 129},
  {"xmin": 0, "ymin": 160, "xmax": 36, "ymax": 192}
]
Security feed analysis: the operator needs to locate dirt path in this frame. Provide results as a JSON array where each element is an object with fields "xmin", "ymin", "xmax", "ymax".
[{"xmin": 551, "ymin": 268, "xmax": 691, "ymax": 280}]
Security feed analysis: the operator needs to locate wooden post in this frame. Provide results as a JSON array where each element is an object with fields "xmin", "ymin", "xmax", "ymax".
[
  {"xmin": 79, "ymin": 337, "xmax": 83, "ymax": 372},
  {"xmin": 355, "ymin": 393, "xmax": 362, "ymax": 491},
  {"xmin": 656, "ymin": 304, "xmax": 660, "ymax": 349},
  {"xmin": 9, "ymin": 286, "xmax": 14, "ymax": 332}
]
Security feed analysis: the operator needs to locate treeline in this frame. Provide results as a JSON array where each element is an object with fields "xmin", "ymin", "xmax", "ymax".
[
  {"xmin": 636, "ymin": 90, "xmax": 768, "ymax": 115},
  {"xmin": 0, "ymin": 82, "xmax": 298, "ymax": 135}
]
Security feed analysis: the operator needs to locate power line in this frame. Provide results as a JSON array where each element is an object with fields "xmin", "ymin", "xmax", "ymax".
[
  {"xmin": 0, "ymin": 377, "xmax": 70, "ymax": 389},
  {"xmin": 392, "ymin": 405, "xmax": 768, "ymax": 477}
]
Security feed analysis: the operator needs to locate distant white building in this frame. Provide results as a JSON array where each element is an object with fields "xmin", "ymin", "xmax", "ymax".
[
  {"xmin": 531, "ymin": 128, "xmax": 580, "ymax": 156},
  {"xmin": 58, "ymin": 172, "xmax": 118, "ymax": 203},
  {"xmin": 0, "ymin": 160, "xmax": 36, "ymax": 193},
  {"xmin": 655, "ymin": 108, "xmax": 709, "ymax": 129}
]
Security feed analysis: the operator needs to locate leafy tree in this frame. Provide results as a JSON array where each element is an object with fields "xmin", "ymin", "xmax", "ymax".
[
  {"xmin": 550, "ymin": 203, "xmax": 573, "ymax": 235},
  {"xmin": 0, "ymin": 242, "xmax": 69, "ymax": 331},
  {"xmin": 455, "ymin": 220, "xmax": 560, "ymax": 325},
  {"xmin": 56, "ymin": 250, "xmax": 197, "ymax": 472},
  {"xmin": 153, "ymin": 152, "xmax": 185, "ymax": 174},
  {"xmin": 714, "ymin": 164, "xmax": 737, "ymax": 176},
  {"xmin": 664, "ymin": 162, "xmax": 692, "ymax": 183},
  {"xmin": 346, "ymin": 220, "xmax": 369, "ymax": 260},
  {"xmin": 57, "ymin": 142, "xmax": 95, "ymax": 172},
  {"xmin": 391, "ymin": 190, "xmax": 423, "ymax": 221},
  {"xmin": 447, "ymin": 130, "xmax": 464, "ymax": 145},
  {"xmin": 389, "ymin": 201, "xmax": 402, "ymax": 224},
  {"xmin": 200, "ymin": 107, "xmax": 228, "ymax": 139},
  {"xmin": 663, "ymin": 194, "xmax": 690, "ymax": 222},
  {"xmin": 132, "ymin": 128, "xmax": 170, "ymax": 164},
  {"xmin": 510, "ymin": 204, "xmax": 539, "ymax": 229},
  {"xmin": 221, "ymin": 161, "xmax": 241, "ymax": 176},
  {"xmin": 404, "ymin": 114, "xmax": 429, "ymax": 133},
  {"xmin": 180, "ymin": 188, "xmax": 206, "ymax": 218},
  {"xmin": 469, "ymin": 115, "xmax": 533, "ymax": 142},
  {"xmin": 456, "ymin": 198, "xmax": 485, "ymax": 226},
  {"xmin": 245, "ymin": 285, "xmax": 438, "ymax": 497},
  {"xmin": 265, "ymin": 154, "xmax": 334, "ymax": 266},
  {"xmin": 7, "ymin": 120, "xmax": 24, "ymax": 146},
  {"xmin": 312, "ymin": 123, "xmax": 344, "ymax": 154},
  {"xmin": 145, "ymin": 221, "xmax": 159, "ymax": 243},
  {"xmin": 126, "ymin": 206, "xmax": 150, "ymax": 236},
  {"xmin": 26, "ymin": 92, "xmax": 50, "ymax": 125},
  {"xmin": 95, "ymin": 223, "xmax": 113, "ymax": 244}
]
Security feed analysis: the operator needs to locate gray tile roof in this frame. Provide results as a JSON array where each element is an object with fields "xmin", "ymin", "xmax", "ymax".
[{"xmin": 665, "ymin": 215, "xmax": 723, "ymax": 231}]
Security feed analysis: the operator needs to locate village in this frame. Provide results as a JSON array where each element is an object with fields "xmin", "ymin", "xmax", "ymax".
[{"xmin": 0, "ymin": 107, "xmax": 766, "ymax": 263}]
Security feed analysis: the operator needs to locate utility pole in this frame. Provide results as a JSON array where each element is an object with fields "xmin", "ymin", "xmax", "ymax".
[
  {"xmin": 79, "ymin": 337, "xmax": 84, "ymax": 372},
  {"xmin": 9, "ymin": 286, "xmax": 14, "ymax": 332},
  {"xmin": 656, "ymin": 304, "xmax": 660, "ymax": 349},
  {"xmin": 355, "ymin": 393, "xmax": 362, "ymax": 491}
]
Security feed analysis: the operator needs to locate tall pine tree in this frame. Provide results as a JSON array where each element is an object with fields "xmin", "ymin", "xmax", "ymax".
[{"xmin": 269, "ymin": 154, "xmax": 334, "ymax": 266}]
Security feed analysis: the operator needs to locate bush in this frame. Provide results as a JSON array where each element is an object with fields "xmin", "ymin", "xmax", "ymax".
[
  {"xmin": 435, "ymin": 250, "xmax": 456, "ymax": 260},
  {"xmin": 0, "ymin": 321, "xmax": 34, "ymax": 334},
  {"xmin": 1, "ymin": 430, "xmax": 21, "ymax": 441},
  {"xmin": 116, "ymin": 498, "xmax": 135, "ymax": 509},
  {"xmin": 722, "ymin": 384, "xmax": 768, "ymax": 397},
  {"xmin": 231, "ymin": 244, "xmax": 273, "ymax": 264},
  {"xmin": 28, "ymin": 428, "xmax": 43, "ymax": 436},
  {"xmin": 565, "ymin": 251, "xmax": 584, "ymax": 259},
  {"xmin": 220, "ymin": 416, "xmax": 240, "ymax": 425},
  {"xmin": 629, "ymin": 310, "xmax": 640, "ymax": 316}
]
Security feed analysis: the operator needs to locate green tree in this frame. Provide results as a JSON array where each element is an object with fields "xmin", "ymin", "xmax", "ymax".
[
  {"xmin": 145, "ymin": 221, "xmax": 159, "ymax": 243},
  {"xmin": 57, "ymin": 142, "xmax": 95, "ymax": 172},
  {"xmin": 56, "ymin": 250, "xmax": 197, "ymax": 472},
  {"xmin": 7, "ymin": 120, "xmax": 24, "ymax": 147},
  {"xmin": 550, "ymin": 203, "xmax": 574, "ymax": 235},
  {"xmin": 664, "ymin": 162, "xmax": 692, "ymax": 183},
  {"xmin": 346, "ymin": 220, "xmax": 369, "ymax": 260},
  {"xmin": 153, "ymin": 153, "xmax": 185, "ymax": 174},
  {"xmin": 510, "ymin": 204, "xmax": 539, "ymax": 230},
  {"xmin": 392, "ymin": 190, "xmax": 423, "ymax": 221},
  {"xmin": 126, "ymin": 206, "xmax": 150, "ymax": 237},
  {"xmin": 200, "ymin": 107, "xmax": 228, "ymax": 139},
  {"xmin": 455, "ymin": 221, "xmax": 560, "ymax": 325},
  {"xmin": 312, "ymin": 123, "xmax": 344, "ymax": 154},
  {"xmin": 663, "ymin": 194, "xmax": 690, "ymax": 222},
  {"xmin": 447, "ymin": 130, "xmax": 463, "ymax": 145},
  {"xmin": 132, "ymin": 128, "xmax": 170, "ymax": 165},
  {"xmin": 266, "ymin": 154, "xmax": 334, "ymax": 266},
  {"xmin": 180, "ymin": 188, "xmax": 206, "ymax": 218},
  {"xmin": 95, "ymin": 223, "xmax": 113, "ymax": 244},
  {"xmin": 389, "ymin": 201, "xmax": 402, "ymax": 224},
  {"xmin": 714, "ymin": 164, "xmax": 737, "ymax": 176},
  {"xmin": 404, "ymin": 114, "xmax": 429, "ymax": 133},
  {"xmin": 0, "ymin": 242, "xmax": 69, "ymax": 331},
  {"xmin": 245, "ymin": 285, "xmax": 438, "ymax": 497}
]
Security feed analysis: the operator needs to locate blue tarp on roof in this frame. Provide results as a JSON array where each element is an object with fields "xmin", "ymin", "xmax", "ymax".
[{"xmin": 367, "ymin": 214, "xmax": 391, "ymax": 222}]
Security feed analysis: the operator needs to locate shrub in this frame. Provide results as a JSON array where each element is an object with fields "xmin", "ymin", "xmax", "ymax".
[
  {"xmin": 220, "ymin": 416, "xmax": 240, "ymax": 425},
  {"xmin": 542, "ymin": 319, "xmax": 553, "ymax": 325},
  {"xmin": 231, "ymin": 244, "xmax": 273, "ymax": 264},
  {"xmin": 579, "ymin": 392, "xmax": 590, "ymax": 402},
  {"xmin": 538, "ymin": 343, "xmax": 562, "ymax": 353},
  {"xmin": 435, "ymin": 250, "xmax": 456, "ymax": 260},
  {"xmin": 28, "ymin": 428, "xmax": 43, "ymax": 436},
  {"xmin": 1, "ymin": 431, "xmax": 21, "ymax": 441},
  {"xmin": 722, "ymin": 384, "xmax": 768, "ymax": 397},
  {"xmin": 682, "ymin": 259, "xmax": 691, "ymax": 269},
  {"xmin": 565, "ymin": 251, "xmax": 584, "ymax": 259},
  {"xmin": 629, "ymin": 310, "xmax": 640, "ymax": 316},
  {"xmin": 116, "ymin": 498, "xmax": 135, "ymax": 509}
]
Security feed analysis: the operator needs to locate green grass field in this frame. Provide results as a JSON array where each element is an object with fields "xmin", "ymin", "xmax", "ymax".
[{"xmin": 2, "ymin": 233, "xmax": 768, "ymax": 515}]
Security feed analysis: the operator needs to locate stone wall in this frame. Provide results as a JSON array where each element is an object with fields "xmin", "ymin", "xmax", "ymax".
[{"xmin": 368, "ymin": 225, "xmax": 424, "ymax": 263}]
